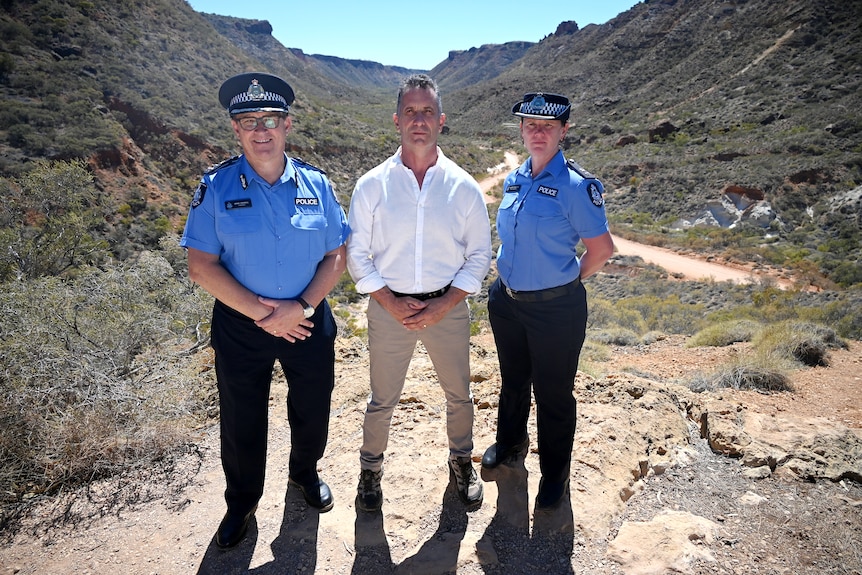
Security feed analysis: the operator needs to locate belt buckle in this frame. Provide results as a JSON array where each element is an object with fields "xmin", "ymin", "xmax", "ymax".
[{"xmin": 505, "ymin": 285, "xmax": 516, "ymax": 299}]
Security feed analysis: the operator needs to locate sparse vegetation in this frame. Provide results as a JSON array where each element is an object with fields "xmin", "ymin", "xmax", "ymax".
[
  {"xmin": 684, "ymin": 317, "xmax": 848, "ymax": 394},
  {"xmin": 0, "ymin": 251, "xmax": 215, "ymax": 533}
]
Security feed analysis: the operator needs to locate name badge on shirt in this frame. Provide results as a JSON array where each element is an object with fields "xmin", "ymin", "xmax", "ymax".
[
  {"xmin": 537, "ymin": 185, "xmax": 559, "ymax": 197},
  {"xmin": 295, "ymin": 197, "xmax": 320, "ymax": 206},
  {"xmin": 225, "ymin": 199, "xmax": 252, "ymax": 209},
  {"xmin": 504, "ymin": 185, "xmax": 520, "ymax": 194}
]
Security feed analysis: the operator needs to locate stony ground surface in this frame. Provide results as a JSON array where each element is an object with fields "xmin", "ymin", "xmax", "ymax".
[{"xmin": 1, "ymin": 329, "xmax": 859, "ymax": 575}]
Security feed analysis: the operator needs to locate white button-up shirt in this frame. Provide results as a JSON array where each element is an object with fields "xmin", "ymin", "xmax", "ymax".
[{"xmin": 346, "ymin": 147, "xmax": 492, "ymax": 295}]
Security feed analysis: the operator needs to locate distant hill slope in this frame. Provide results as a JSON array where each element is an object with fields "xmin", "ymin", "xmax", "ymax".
[
  {"xmin": 430, "ymin": 41, "xmax": 534, "ymax": 92},
  {"xmin": 0, "ymin": 0, "xmax": 859, "ymax": 284},
  {"xmin": 199, "ymin": 13, "xmax": 417, "ymax": 97},
  {"xmin": 288, "ymin": 50, "xmax": 419, "ymax": 92}
]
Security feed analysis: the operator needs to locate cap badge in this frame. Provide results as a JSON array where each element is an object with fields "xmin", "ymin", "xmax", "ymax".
[
  {"xmin": 527, "ymin": 94, "xmax": 546, "ymax": 113},
  {"xmin": 247, "ymin": 79, "xmax": 265, "ymax": 100}
]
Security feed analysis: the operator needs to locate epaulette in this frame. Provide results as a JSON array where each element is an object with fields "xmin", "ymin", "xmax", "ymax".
[
  {"xmin": 566, "ymin": 158, "xmax": 596, "ymax": 180},
  {"xmin": 292, "ymin": 156, "xmax": 327, "ymax": 175},
  {"xmin": 204, "ymin": 154, "xmax": 241, "ymax": 175}
]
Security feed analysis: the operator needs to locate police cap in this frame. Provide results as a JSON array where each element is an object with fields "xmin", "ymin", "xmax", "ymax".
[
  {"xmin": 218, "ymin": 72, "xmax": 295, "ymax": 116},
  {"xmin": 512, "ymin": 92, "xmax": 571, "ymax": 122}
]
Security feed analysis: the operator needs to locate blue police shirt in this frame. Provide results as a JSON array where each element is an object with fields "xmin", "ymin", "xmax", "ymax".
[
  {"xmin": 496, "ymin": 150, "xmax": 609, "ymax": 292},
  {"xmin": 180, "ymin": 154, "xmax": 350, "ymax": 300}
]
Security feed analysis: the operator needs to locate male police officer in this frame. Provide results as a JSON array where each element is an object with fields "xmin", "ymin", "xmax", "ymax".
[{"xmin": 181, "ymin": 72, "xmax": 349, "ymax": 549}]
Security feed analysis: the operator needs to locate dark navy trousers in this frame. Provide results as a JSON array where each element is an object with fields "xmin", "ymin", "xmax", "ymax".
[
  {"xmin": 211, "ymin": 298, "xmax": 336, "ymax": 516},
  {"xmin": 488, "ymin": 277, "xmax": 587, "ymax": 483}
]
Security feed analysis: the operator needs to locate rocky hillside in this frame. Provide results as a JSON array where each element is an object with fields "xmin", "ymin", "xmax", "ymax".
[
  {"xmin": 0, "ymin": 0, "xmax": 860, "ymax": 283},
  {"xmin": 429, "ymin": 41, "xmax": 534, "ymax": 91},
  {"xmin": 445, "ymin": 0, "xmax": 861, "ymax": 237}
]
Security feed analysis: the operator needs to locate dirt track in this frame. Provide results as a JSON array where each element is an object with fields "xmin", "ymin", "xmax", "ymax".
[{"xmin": 611, "ymin": 236, "xmax": 790, "ymax": 286}]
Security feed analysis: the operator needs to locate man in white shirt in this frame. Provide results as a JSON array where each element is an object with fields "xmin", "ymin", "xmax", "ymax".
[{"xmin": 346, "ymin": 74, "xmax": 492, "ymax": 512}]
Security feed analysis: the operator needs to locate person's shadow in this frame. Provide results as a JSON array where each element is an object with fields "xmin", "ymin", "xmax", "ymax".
[
  {"xmin": 394, "ymin": 474, "xmax": 470, "ymax": 574},
  {"xmin": 196, "ymin": 518, "xmax": 259, "ymax": 574},
  {"xmin": 350, "ymin": 497, "xmax": 396, "ymax": 574},
  {"xmin": 478, "ymin": 458, "xmax": 575, "ymax": 574},
  {"xmin": 250, "ymin": 482, "xmax": 321, "ymax": 574},
  {"xmin": 196, "ymin": 481, "xmax": 322, "ymax": 574}
]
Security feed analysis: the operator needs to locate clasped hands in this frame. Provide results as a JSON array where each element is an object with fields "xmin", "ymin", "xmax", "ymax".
[
  {"xmin": 390, "ymin": 297, "xmax": 448, "ymax": 331},
  {"xmin": 254, "ymin": 296, "xmax": 313, "ymax": 342}
]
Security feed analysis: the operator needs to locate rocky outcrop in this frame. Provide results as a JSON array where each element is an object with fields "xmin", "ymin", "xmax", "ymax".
[
  {"xmin": 648, "ymin": 120, "xmax": 679, "ymax": 143},
  {"xmin": 674, "ymin": 185, "xmax": 780, "ymax": 230},
  {"xmin": 607, "ymin": 511, "xmax": 720, "ymax": 574},
  {"xmin": 694, "ymin": 399, "xmax": 862, "ymax": 482}
]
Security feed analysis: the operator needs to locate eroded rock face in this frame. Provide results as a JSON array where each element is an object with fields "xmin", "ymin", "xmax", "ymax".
[
  {"xmin": 694, "ymin": 399, "xmax": 862, "ymax": 482},
  {"xmin": 571, "ymin": 375, "xmax": 696, "ymax": 538},
  {"xmin": 567, "ymin": 374, "xmax": 861, "ymax": 573}
]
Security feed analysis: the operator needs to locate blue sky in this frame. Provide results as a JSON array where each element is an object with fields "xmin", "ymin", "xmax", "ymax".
[{"xmin": 186, "ymin": 1, "xmax": 641, "ymax": 70}]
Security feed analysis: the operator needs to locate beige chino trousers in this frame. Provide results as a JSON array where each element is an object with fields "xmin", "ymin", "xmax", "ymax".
[{"xmin": 359, "ymin": 297, "xmax": 474, "ymax": 471}]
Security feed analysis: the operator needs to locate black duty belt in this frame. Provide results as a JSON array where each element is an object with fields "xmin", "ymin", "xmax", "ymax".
[
  {"xmin": 502, "ymin": 277, "xmax": 581, "ymax": 303},
  {"xmin": 391, "ymin": 284, "xmax": 451, "ymax": 301}
]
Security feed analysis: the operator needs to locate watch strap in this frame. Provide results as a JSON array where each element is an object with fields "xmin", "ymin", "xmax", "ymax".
[{"xmin": 296, "ymin": 296, "xmax": 314, "ymax": 314}]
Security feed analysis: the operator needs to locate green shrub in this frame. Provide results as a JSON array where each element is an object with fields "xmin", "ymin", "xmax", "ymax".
[
  {"xmin": 591, "ymin": 327, "xmax": 641, "ymax": 346},
  {"xmin": 0, "ymin": 252, "xmax": 215, "ymax": 529},
  {"xmin": 617, "ymin": 294, "xmax": 707, "ymax": 335},
  {"xmin": 588, "ymin": 297, "xmax": 648, "ymax": 333},
  {"xmin": 689, "ymin": 319, "xmax": 762, "ymax": 347},
  {"xmin": 752, "ymin": 321, "xmax": 847, "ymax": 367}
]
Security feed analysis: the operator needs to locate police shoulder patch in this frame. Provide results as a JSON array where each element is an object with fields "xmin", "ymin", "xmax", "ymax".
[
  {"xmin": 292, "ymin": 157, "xmax": 327, "ymax": 175},
  {"xmin": 204, "ymin": 154, "xmax": 241, "ymax": 175},
  {"xmin": 587, "ymin": 182, "xmax": 604, "ymax": 207},
  {"xmin": 191, "ymin": 181, "xmax": 207, "ymax": 208}
]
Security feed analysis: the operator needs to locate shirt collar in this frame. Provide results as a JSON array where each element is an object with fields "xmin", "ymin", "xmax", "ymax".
[
  {"xmin": 239, "ymin": 153, "xmax": 294, "ymax": 186},
  {"xmin": 521, "ymin": 150, "xmax": 567, "ymax": 179},
  {"xmin": 393, "ymin": 146, "xmax": 446, "ymax": 169}
]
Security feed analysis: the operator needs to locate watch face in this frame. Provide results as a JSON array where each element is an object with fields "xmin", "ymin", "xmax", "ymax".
[{"xmin": 303, "ymin": 306, "xmax": 315, "ymax": 318}]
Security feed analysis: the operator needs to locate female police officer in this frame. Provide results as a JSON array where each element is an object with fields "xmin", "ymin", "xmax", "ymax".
[{"xmin": 481, "ymin": 93, "xmax": 614, "ymax": 509}]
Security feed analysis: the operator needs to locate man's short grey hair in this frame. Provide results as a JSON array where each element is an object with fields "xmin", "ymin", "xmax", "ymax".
[{"xmin": 396, "ymin": 73, "xmax": 442, "ymax": 114}]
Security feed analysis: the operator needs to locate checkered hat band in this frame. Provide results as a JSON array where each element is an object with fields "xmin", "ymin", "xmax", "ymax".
[
  {"xmin": 229, "ymin": 91, "xmax": 288, "ymax": 108},
  {"xmin": 524, "ymin": 102, "xmax": 568, "ymax": 117}
]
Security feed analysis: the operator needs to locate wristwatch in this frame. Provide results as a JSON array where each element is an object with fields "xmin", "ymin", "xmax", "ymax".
[{"xmin": 296, "ymin": 297, "xmax": 315, "ymax": 319}]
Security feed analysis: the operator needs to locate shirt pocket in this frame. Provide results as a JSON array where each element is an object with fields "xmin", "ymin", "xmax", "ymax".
[
  {"xmin": 522, "ymin": 194, "xmax": 560, "ymax": 218},
  {"xmin": 217, "ymin": 214, "xmax": 263, "ymax": 270},
  {"xmin": 290, "ymin": 212, "xmax": 327, "ymax": 256},
  {"xmin": 499, "ymin": 193, "xmax": 518, "ymax": 211},
  {"xmin": 496, "ymin": 194, "xmax": 518, "ymax": 246},
  {"xmin": 218, "ymin": 214, "xmax": 260, "ymax": 234}
]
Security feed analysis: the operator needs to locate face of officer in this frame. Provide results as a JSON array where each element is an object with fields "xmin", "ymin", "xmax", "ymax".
[
  {"xmin": 231, "ymin": 112, "xmax": 292, "ymax": 167},
  {"xmin": 393, "ymin": 87, "xmax": 445, "ymax": 153},
  {"xmin": 520, "ymin": 118, "xmax": 569, "ymax": 164}
]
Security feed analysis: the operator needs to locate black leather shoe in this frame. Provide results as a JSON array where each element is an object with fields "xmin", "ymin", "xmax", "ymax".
[
  {"xmin": 289, "ymin": 477, "xmax": 335, "ymax": 512},
  {"xmin": 216, "ymin": 506, "xmax": 256, "ymax": 549},
  {"xmin": 481, "ymin": 438, "xmax": 529, "ymax": 469},
  {"xmin": 536, "ymin": 477, "xmax": 569, "ymax": 510}
]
